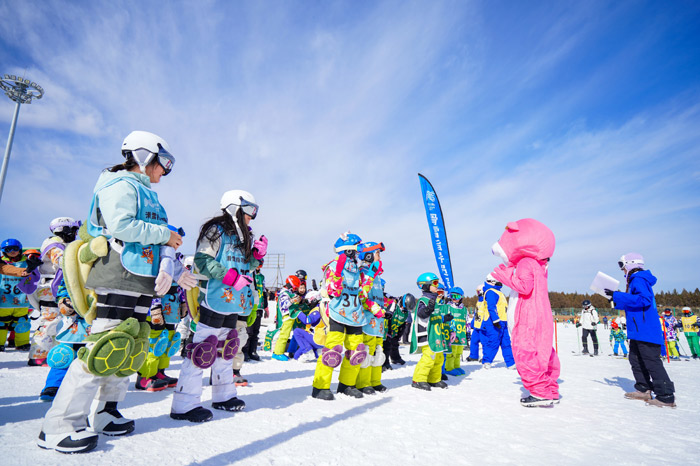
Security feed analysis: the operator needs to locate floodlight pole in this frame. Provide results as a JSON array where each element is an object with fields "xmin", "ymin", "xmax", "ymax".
[
  {"xmin": 0, "ymin": 74, "xmax": 44, "ymax": 205},
  {"xmin": 0, "ymin": 101, "xmax": 21, "ymax": 204}
]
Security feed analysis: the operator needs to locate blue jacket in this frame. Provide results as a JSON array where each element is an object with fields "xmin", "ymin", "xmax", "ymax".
[{"xmin": 611, "ymin": 270, "xmax": 663, "ymax": 345}]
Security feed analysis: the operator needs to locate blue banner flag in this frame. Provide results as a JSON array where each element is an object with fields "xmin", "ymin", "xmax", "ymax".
[{"xmin": 418, "ymin": 173, "xmax": 453, "ymax": 289}]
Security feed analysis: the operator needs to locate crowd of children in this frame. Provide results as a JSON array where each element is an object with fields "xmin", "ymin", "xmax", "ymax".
[{"xmin": 2, "ymin": 131, "xmax": 699, "ymax": 455}]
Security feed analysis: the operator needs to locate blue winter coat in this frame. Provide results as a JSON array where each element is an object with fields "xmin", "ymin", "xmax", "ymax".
[{"xmin": 611, "ymin": 270, "xmax": 663, "ymax": 345}]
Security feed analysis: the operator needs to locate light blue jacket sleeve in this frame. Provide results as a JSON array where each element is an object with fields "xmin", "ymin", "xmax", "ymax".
[{"xmin": 96, "ymin": 178, "xmax": 171, "ymax": 245}]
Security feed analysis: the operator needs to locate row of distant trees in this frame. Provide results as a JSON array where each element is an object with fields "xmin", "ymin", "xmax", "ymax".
[{"xmin": 462, "ymin": 288, "xmax": 700, "ymax": 311}]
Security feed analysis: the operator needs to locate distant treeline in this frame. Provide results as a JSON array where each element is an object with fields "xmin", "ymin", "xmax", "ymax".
[{"xmin": 462, "ymin": 288, "xmax": 700, "ymax": 311}]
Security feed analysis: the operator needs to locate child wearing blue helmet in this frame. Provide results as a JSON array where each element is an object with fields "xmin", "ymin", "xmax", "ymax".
[
  {"xmin": 410, "ymin": 273, "xmax": 450, "ymax": 390},
  {"xmin": 444, "ymin": 287, "xmax": 468, "ymax": 376}
]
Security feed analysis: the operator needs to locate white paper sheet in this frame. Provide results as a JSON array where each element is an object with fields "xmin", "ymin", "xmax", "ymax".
[{"xmin": 590, "ymin": 271, "xmax": 620, "ymax": 298}]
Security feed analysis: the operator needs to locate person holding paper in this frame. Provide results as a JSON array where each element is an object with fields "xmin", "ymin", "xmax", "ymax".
[
  {"xmin": 578, "ymin": 300, "xmax": 599, "ymax": 355},
  {"xmin": 603, "ymin": 253, "xmax": 675, "ymax": 408}
]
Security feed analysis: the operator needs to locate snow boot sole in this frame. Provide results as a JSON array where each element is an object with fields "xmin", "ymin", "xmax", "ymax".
[{"xmin": 170, "ymin": 407, "xmax": 213, "ymax": 423}]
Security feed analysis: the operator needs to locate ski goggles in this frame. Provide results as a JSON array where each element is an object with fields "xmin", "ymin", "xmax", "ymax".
[
  {"xmin": 156, "ymin": 146, "xmax": 175, "ymax": 176},
  {"xmin": 239, "ymin": 197, "xmax": 259, "ymax": 219},
  {"xmin": 450, "ymin": 293, "xmax": 463, "ymax": 300},
  {"xmin": 1, "ymin": 246, "xmax": 20, "ymax": 253}
]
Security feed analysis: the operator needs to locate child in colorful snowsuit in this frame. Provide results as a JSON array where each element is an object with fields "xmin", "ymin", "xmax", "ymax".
[
  {"xmin": 384, "ymin": 294, "xmax": 412, "ymax": 368},
  {"xmin": 136, "ymin": 289, "xmax": 184, "ymax": 391},
  {"xmin": 39, "ymin": 131, "xmax": 193, "ymax": 453},
  {"xmin": 491, "ymin": 218, "xmax": 560, "ymax": 407},
  {"xmin": 662, "ymin": 309, "xmax": 681, "ymax": 360},
  {"xmin": 680, "ymin": 307, "xmax": 699, "ymax": 359},
  {"xmin": 444, "ymin": 287, "xmax": 468, "ymax": 376},
  {"xmin": 311, "ymin": 232, "xmax": 381, "ymax": 400},
  {"xmin": 410, "ymin": 273, "xmax": 450, "ymax": 391},
  {"xmin": 356, "ymin": 241, "xmax": 388, "ymax": 395},
  {"xmin": 578, "ymin": 300, "xmax": 600, "ymax": 355},
  {"xmin": 604, "ymin": 253, "xmax": 675, "ymax": 407},
  {"xmin": 292, "ymin": 306, "xmax": 323, "ymax": 362},
  {"xmin": 0, "ymin": 240, "xmax": 36, "ymax": 351},
  {"xmin": 30, "ymin": 218, "xmax": 81, "ymax": 366},
  {"xmin": 480, "ymin": 275, "xmax": 515, "ymax": 369},
  {"xmin": 171, "ymin": 189, "xmax": 266, "ymax": 422},
  {"xmin": 609, "ymin": 321, "xmax": 628, "ymax": 357},
  {"xmin": 40, "ymin": 280, "xmax": 89, "ymax": 401},
  {"xmin": 467, "ymin": 285, "xmax": 484, "ymax": 362},
  {"xmin": 273, "ymin": 276, "xmax": 305, "ymax": 361}
]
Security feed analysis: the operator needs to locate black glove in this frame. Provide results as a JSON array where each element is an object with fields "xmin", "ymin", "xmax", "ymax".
[
  {"xmin": 427, "ymin": 298, "xmax": 436, "ymax": 312},
  {"xmin": 493, "ymin": 321, "xmax": 501, "ymax": 330},
  {"xmin": 603, "ymin": 289, "xmax": 615, "ymax": 301},
  {"xmin": 443, "ymin": 314, "xmax": 454, "ymax": 323},
  {"xmin": 576, "ymin": 323, "xmax": 581, "ymax": 328},
  {"xmin": 592, "ymin": 322, "xmax": 597, "ymax": 328},
  {"xmin": 25, "ymin": 256, "xmax": 42, "ymax": 273}
]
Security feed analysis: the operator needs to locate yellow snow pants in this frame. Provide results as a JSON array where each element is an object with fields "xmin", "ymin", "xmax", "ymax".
[{"xmin": 413, "ymin": 345, "xmax": 444, "ymax": 384}]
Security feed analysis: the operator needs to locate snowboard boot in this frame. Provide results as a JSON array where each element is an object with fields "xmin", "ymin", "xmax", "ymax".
[
  {"xmin": 155, "ymin": 369, "xmax": 178, "ymax": 387},
  {"xmin": 249, "ymin": 350, "xmax": 261, "ymax": 361},
  {"xmin": 39, "ymin": 386, "xmax": 59, "ymax": 402},
  {"xmin": 16, "ymin": 343, "xmax": 30, "ymax": 351},
  {"xmin": 337, "ymin": 382, "xmax": 363, "ymax": 398},
  {"xmin": 646, "ymin": 398, "xmax": 677, "ymax": 408},
  {"xmin": 135, "ymin": 375, "xmax": 168, "ymax": 392},
  {"xmin": 373, "ymin": 384, "xmax": 388, "ymax": 393},
  {"xmin": 391, "ymin": 357, "xmax": 406, "ymax": 365},
  {"xmin": 243, "ymin": 352, "xmax": 251, "ymax": 362},
  {"xmin": 429, "ymin": 381, "xmax": 448, "ymax": 389},
  {"xmin": 693, "ymin": 354, "xmax": 698, "ymax": 360},
  {"xmin": 624, "ymin": 390, "xmax": 652, "ymax": 401},
  {"xmin": 233, "ymin": 369, "xmax": 248, "ymax": 387},
  {"xmin": 441, "ymin": 373, "xmax": 448, "ymax": 381},
  {"xmin": 170, "ymin": 407, "xmax": 213, "ymax": 423},
  {"xmin": 466, "ymin": 357, "xmax": 479, "ymax": 362},
  {"xmin": 88, "ymin": 401, "xmax": 135, "ymax": 436},
  {"xmin": 0, "ymin": 345, "xmax": 4, "ymax": 352},
  {"xmin": 382, "ymin": 360, "xmax": 392, "ymax": 372},
  {"xmin": 272, "ymin": 353, "xmax": 289, "ymax": 361},
  {"xmin": 411, "ymin": 381, "xmax": 431, "ymax": 391},
  {"xmin": 28, "ymin": 358, "xmax": 47, "ymax": 366},
  {"xmin": 311, "ymin": 387, "xmax": 335, "ymax": 400},
  {"xmin": 212, "ymin": 397, "xmax": 246, "ymax": 411},
  {"xmin": 520, "ymin": 395, "xmax": 554, "ymax": 407},
  {"xmin": 38, "ymin": 429, "xmax": 98, "ymax": 454},
  {"xmin": 360, "ymin": 386, "xmax": 376, "ymax": 395},
  {"xmin": 593, "ymin": 347, "xmax": 599, "ymax": 356}
]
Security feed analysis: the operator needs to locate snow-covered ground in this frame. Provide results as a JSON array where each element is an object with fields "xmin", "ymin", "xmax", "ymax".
[{"xmin": 1, "ymin": 322, "xmax": 699, "ymax": 465}]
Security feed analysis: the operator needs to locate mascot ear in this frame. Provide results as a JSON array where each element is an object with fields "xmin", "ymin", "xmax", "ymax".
[{"xmin": 506, "ymin": 221, "xmax": 520, "ymax": 232}]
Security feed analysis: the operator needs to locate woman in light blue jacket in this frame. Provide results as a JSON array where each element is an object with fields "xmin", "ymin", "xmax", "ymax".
[{"xmin": 39, "ymin": 131, "xmax": 192, "ymax": 454}]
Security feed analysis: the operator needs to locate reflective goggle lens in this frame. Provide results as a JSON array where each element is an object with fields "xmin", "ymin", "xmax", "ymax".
[
  {"xmin": 158, "ymin": 152, "xmax": 175, "ymax": 176},
  {"xmin": 240, "ymin": 198, "xmax": 259, "ymax": 219},
  {"xmin": 2, "ymin": 246, "xmax": 20, "ymax": 252},
  {"xmin": 431, "ymin": 280, "xmax": 439, "ymax": 286}
]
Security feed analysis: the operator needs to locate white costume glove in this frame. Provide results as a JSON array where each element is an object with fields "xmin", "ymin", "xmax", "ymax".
[{"xmin": 155, "ymin": 246, "xmax": 176, "ymax": 296}]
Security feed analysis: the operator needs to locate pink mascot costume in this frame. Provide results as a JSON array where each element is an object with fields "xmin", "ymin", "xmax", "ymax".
[{"xmin": 490, "ymin": 218, "xmax": 561, "ymax": 407}]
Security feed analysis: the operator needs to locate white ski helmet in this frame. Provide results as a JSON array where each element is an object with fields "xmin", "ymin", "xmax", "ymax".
[
  {"xmin": 618, "ymin": 253, "xmax": 645, "ymax": 273},
  {"xmin": 49, "ymin": 217, "xmax": 81, "ymax": 234},
  {"xmin": 220, "ymin": 190, "xmax": 258, "ymax": 220},
  {"xmin": 485, "ymin": 273, "xmax": 501, "ymax": 286},
  {"xmin": 121, "ymin": 131, "xmax": 175, "ymax": 175}
]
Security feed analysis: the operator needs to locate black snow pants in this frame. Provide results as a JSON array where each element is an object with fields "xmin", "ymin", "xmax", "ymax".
[{"xmin": 629, "ymin": 340, "xmax": 675, "ymax": 403}]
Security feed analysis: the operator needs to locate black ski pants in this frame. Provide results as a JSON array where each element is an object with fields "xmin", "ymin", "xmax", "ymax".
[
  {"xmin": 582, "ymin": 329, "xmax": 598, "ymax": 352},
  {"xmin": 629, "ymin": 340, "xmax": 675, "ymax": 403},
  {"xmin": 383, "ymin": 332, "xmax": 403, "ymax": 362},
  {"xmin": 244, "ymin": 309, "xmax": 263, "ymax": 355}
]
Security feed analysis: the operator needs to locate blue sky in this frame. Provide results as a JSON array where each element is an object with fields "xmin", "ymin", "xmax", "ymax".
[{"xmin": 1, "ymin": 0, "xmax": 699, "ymax": 297}]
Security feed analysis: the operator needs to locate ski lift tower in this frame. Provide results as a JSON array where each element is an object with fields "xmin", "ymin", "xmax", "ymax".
[
  {"xmin": 0, "ymin": 74, "xmax": 44, "ymax": 205},
  {"xmin": 261, "ymin": 253, "xmax": 285, "ymax": 290}
]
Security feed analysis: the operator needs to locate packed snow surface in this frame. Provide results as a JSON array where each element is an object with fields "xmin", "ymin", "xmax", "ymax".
[{"xmin": 1, "ymin": 323, "xmax": 699, "ymax": 465}]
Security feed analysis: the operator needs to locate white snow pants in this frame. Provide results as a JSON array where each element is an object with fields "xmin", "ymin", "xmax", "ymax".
[
  {"xmin": 171, "ymin": 322, "xmax": 237, "ymax": 414},
  {"xmin": 232, "ymin": 320, "xmax": 249, "ymax": 371},
  {"xmin": 41, "ymin": 358, "xmax": 129, "ymax": 434}
]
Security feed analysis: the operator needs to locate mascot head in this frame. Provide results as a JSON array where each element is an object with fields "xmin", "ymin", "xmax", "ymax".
[{"xmin": 491, "ymin": 218, "xmax": 555, "ymax": 266}]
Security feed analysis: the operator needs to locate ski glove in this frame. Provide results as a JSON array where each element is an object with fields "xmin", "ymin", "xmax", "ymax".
[
  {"xmin": 372, "ymin": 304, "xmax": 385, "ymax": 318},
  {"xmin": 252, "ymin": 235, "xmax": 268, "ymax": 261},
  {"xmin": 443, "ymin": 314, "xmax": 454, "ymax": 323},
  {"xmin": 603, "ymin": 289, "xmax": 615, "ymax": 301},
  {"xmin": 427, "ymin": 298, "xmax": 436, "ymax": 312},
  {"xmin": 367, "ymin": 260, "xmax": 383, "ymax": 278},
  {"xmin": 155, "ymin": 246, "xmax": 178, "ymax": 296},
  {"xmin": 493, "ymin": 320, "xmax": 501, "ymax": 329},
  {"xmin": 223, "ymin": 268, "xmax": 254, "ymax": 291}
]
